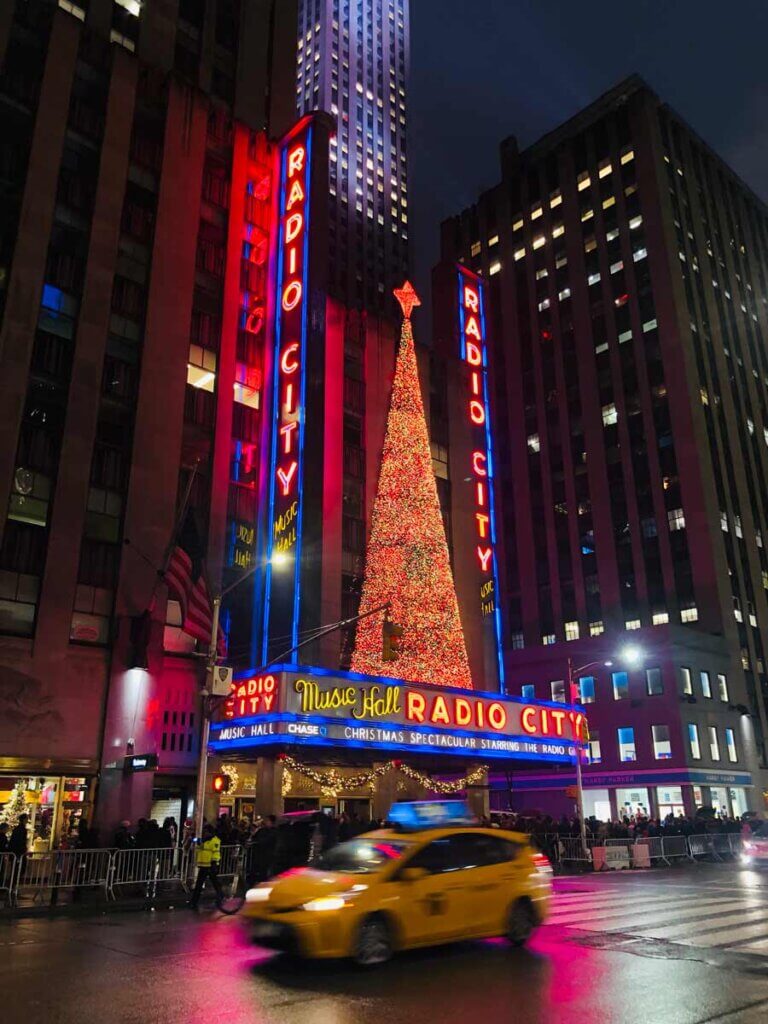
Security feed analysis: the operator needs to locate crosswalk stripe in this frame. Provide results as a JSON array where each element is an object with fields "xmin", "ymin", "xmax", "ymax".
[
  {"xmin": 634, "ymin": 907, "xmax": 768, "ymax": 941},
  {"xmin": 734, "ymin": 935, "xmax": 768, "ymax": 952},
  {"xmin": 547, "ymin": 896, "xmax": 740, "ymax": 929},
  {"xmin": 549, "ymin": 892, "xmax": 685, "ymax": 915},
  {"xmin": 680, "ymin": 921, "xmax": 768, "ymax": 948}
]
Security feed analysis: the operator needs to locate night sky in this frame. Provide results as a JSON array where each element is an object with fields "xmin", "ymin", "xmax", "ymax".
[{"xmin": 409, "ymin": 0, "xmax": 768, "ymax": 303}]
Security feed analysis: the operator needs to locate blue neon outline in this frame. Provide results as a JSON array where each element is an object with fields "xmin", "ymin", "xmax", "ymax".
[
  {"xmin": 261, "ymin": 125, "xmax": 313, "ymax": 664},
  {"xmin": 459, "ymin": 269, "xmax": 505, "ymax": 693},
  {"xmin": 290, "ymin": 124, "xmax": 313, "ymax": 659},
  {"xmin": 260, "ymin": 143, "xmax": 288, "ymax": 664}
]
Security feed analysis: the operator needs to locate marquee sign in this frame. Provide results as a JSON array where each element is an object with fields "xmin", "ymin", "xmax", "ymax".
[
  {"xmin": 261, "ymin": 118, "xmax": 314, "ymax": 661},
  {"xmin": 458, "ymin": 267, "xmax": 504, "ymax": 690},
  {"xmin": 210, "ymin": 666, "xmax": 584, "ymax": 763}
]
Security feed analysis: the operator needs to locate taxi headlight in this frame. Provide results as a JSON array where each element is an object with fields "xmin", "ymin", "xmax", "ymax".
[
  {"xmin": 245, "ymin": 886, "xmax": 273, "ymax": 904},
  {"xmin": 302, "ymin": 895, "xmax": 347, "ymax": 912}
]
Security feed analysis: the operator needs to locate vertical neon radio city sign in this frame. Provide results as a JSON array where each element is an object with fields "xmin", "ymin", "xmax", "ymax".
[
  {"xmin": 262, "ymin": 119, "xmax": 313, "ymax": 661},
  {"xmin": 458, "ymin": 267, "xmax": 505, "ymax": 691}
]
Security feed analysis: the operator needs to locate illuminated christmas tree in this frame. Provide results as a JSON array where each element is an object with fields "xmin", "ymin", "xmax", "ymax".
[
  {"xmin": 351, "ymin": 282, "xmax": 472, "ymax": 688},
  {"xmin": 0, "ymin": 779, "xmax": 27, "ymax": 830}
]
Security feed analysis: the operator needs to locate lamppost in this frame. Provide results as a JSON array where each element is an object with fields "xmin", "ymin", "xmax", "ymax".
[
  {"xmin": 568, "ymin": 644, "xmax": 644, "ymax": 859},
  {"xmin": 193, "ymin": 553, "xmax": 291, "ymax": 838}
]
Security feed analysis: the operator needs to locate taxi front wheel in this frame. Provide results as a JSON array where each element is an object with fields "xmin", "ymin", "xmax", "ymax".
[
  {"xmin": 506, "ymin": 899, "xmax": 536, "ymax": 946},
  {"xmin": 353, "ymin": 914, "xmax": 394, "ymax": 966}
]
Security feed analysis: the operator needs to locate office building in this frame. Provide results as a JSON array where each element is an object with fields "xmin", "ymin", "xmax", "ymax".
[
  {"xmin": 0, "ymin": 0, "xmax": 298, "ymax": 838},
  {"xmin": 436, "ymin": 77, "xmax": 768, "ymax": 818}
]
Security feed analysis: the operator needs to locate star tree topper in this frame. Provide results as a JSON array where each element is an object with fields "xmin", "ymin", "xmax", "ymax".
[{"xmin": 394, "ymin": 280, "xmax": 421, "ymax": 320}]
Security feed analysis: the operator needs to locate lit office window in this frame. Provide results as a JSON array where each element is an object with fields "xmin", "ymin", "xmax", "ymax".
[
  {"xmin": 700, "ymin": 671, "xmax": 712, "ymax": 698},
  {"xmin": 652, "ymin": 725, "xmax": 672, "ymax": 759},
  {"xmin": 717, "ymin": 674, "xmax": 729, "ymax": 702},
  {"xmin": 612, "ymin": 671, "xmax": 629, "ymax": 700},
  {"xmin": 646, "ymin": 668, "xmax": 663, "ymax": 696},
  {"xmin": 589, "ymin": 732, "xmax": 601, "ymax": 764},
  {"xmin": 688, "ymin": 723, "xmax": 701, "ymax": 759},
  {"xmin": 725, "ymin": 728, "xmax": 737, "ymax": 762},
  {"xmin": 521, "ymin": 684, "xmax": 535, "ymax": 701},
  {"xmin": 564, "ymin": 620, "xmax": 579, "ymax": 640},
  {"xmin": 680, "ymin": 667, "xmax": 693, "ymax": 694},
  {"xmin": 709, "ymin": 726, "xmax": 720, "ymax": 761},
  {"xmin": 550, "ymin": 680, "xmax": 566, "ymax": 703},
  {"xmin": 618, "ymin": 727, "xmax": 636, "ymax": 762},
  {"xmin": 578, "ymin": 676, "xmax": 595, "ymax": 704}
]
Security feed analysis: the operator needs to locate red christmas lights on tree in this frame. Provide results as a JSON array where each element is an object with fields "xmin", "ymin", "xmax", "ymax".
[{"xmin": 351, "ymin": 282, "xmax": 472, "ymax": 689}]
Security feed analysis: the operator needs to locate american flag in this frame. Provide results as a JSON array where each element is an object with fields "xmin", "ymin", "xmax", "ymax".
[{"xmin": 164, "ymin": 510, "xmax": 226, "ymax": 654}]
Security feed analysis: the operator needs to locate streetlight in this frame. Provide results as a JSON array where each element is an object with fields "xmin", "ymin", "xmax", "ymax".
[
  {"xmin": 193, "ymin": 552, "xmax": 291, "ymax": 837},
  {"xmin": 568, "ymin": 647, "xmax": 644, "ymax": 859}
]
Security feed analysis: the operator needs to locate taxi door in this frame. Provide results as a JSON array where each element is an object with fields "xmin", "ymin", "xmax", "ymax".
[
  {"xmin": 446, "ymin": 833, "xmax": 524, "ymax": 936},
  {"xmin": 390, "ymin": 837, "xmax": 458, "ymax": 946}
]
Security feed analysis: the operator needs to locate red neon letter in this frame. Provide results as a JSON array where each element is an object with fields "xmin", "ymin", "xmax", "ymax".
[
  {"xmin": 469, "ymin": 399, "xmax": 485, "ymax": 425},
  {"xmin": 430, "ymin": 695, "xmax": 450, "ymax": 725},
  {"xmin": 276, "ymin": 461, "xmax": 298, "ymax": 496},
  {"xmin": 475, "ymin": 513, "xmax": 490, "ymax": 539},
  {"xmin": 286, "ymin": 178, "xmax": 305, "ymax": 210},
  {"xmin": 488, "ymin": 702, "xmax": 506, "ymax": 731},
  {"xmin": 285, "ymin": 213, "xmax": 303, "ymax": 245},
  {"xmin": 280, "ymin": 342, "xmax": 300, "ymax": 374},
  {"xmin": 464, "ymin": 286, "xmax": 479, "ymax": 312},
  {"xmin": 288, "ymin": 145, "xmax": 305, "ymax": 178},
  {"xmin": 472, "ymin": 451, "xmax": 487, "ymax": 477},
  {"xmin": 406, "ymin": 691, "xmax": 426, "ymax": 723},
  {"xmin": 550, "ymin": 709, "xmax": 566, "ymax": 736},
  {"xmin": 471, "ymin": 371, "xmax": 481, "ymax": 396},
  {"xmin": 280, "ymin": 421, "xmax": 298, "ymax": 454},
  {"xmin": 283, "ymin": 381, "xmax": 295, "ymax": 413},
  {"xmin": 476, "ymin": 481, "xmax": 486, "ymax": 507},
  {"xmin": 521, "ymin": 707, "xmax": 537, "ymax": 735},
  {"xmin": 288, "ymin": 247, "xmax": 298, "ymax": 274},
  {"xmin": 477, "ymin": 546, "xmax": 492, "ymax": 572},
  {"xmin": 466, "ymin": 341, "xmax": 482, "ymax": 366},
  {"xmin": 282, "ymin": 280, "xmax": 302, "ymax": 311}
]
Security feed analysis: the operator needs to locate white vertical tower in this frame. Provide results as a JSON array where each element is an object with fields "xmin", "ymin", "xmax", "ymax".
[{"xmin": 295, "ymin": 0, "xmax": 410, "ymax": 311}]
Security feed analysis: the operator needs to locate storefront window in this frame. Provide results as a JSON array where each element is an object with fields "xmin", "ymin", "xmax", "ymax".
[
  {"xmin": 652, "ymin": 724, "xmax": 672, "ymax": 759},
  {"xmin": 583, "ymin": 788, "xmax": 611, "ymax": 821},
  {"xmin": 725, "ymin": 727, "xmax": 738, "ymax": 762},
  {"xmin": 656, "ymin": 785, "xmax": 684, "ymax": 817},
  {"xmin": 688, "ymin": 723, "xmax": 701, "ymax": 759},
  {"xmin": 618, "ymin": 726, "xmax": 636, "ymax": 761},
  {"xmin": 709, "ymin": 786, "xmax": 728, "ymax": 814},
  {"xmin": 729, "ymin": 787, "xmax": 748, "ymax": 817},
  {"xmin": 616, "ymin": 786, "xmax": 649, "ymax": 817}
]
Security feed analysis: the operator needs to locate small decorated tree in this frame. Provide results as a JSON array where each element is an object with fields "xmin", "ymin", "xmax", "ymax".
[{"xmin": 0, "ymin": 779, "xmax": 27, "ymax": 830}]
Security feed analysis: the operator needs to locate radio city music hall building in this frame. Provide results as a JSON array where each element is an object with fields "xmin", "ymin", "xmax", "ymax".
[{"xmin": 435, "ymin": 77, "xmax": 768, "ymax": 821}]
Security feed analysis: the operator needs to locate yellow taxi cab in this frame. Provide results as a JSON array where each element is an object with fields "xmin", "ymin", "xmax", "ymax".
[{"xmin": 243, "ymin": 801, "xmax": 552, "ymax": 965}]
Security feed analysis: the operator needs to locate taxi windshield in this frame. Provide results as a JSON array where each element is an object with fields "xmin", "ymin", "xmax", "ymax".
[{"xmin": 316, "ymin": 839, "xmax": 409, "ymax": 874}]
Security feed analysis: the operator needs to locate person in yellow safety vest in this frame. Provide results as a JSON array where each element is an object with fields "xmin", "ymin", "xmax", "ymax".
[{"xmin": 190, "ymin": 824, "xmax": 224, "ymax": 909}]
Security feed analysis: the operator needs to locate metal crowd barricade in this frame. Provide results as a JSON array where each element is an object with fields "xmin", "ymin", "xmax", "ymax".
[
  {"xmin": 0, "ymin": 852, "xmax": 17, "ymax": 906},
  {"xmin": 19, "ymin": 849, "xmax": 112, "ymax": 902},
  {"xmin": 109, "ymin": 846, "xmax": 189, "ymax": 900},
  {"xmin": 660, "ymin": 835, "xmax": 691, "ymax": 862},
  {"xmin": 688, "ymin": 833, "xmax": 718, "ymax": 860},
  {"xmin": 216, "ymin": 844, "xmax": 243, "ymax": 881}
]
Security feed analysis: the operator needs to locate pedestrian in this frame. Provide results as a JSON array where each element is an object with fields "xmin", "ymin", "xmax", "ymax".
[
  {"xmin": 189, "ymin": 824, "xmax": 223, "ymax": 909},
  {"xmin": 113, "ymin": 821, "xmax": 134, "ymax": 849},
  {"xmin": 0, "ymin": 823, "xmax": 8, "ymax": 853},
  {"xmin": 9, "ymin": 814, "xmax": 29, "ymax": 879}
]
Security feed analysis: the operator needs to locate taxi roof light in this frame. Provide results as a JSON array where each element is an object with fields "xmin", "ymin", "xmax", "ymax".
[{"xmin": 387, "ymin": 800, "xmax": 477, "ymax": 832}]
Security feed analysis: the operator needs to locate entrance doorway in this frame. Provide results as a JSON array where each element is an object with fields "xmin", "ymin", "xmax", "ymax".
[{"xmin": 338, "ymin": 797, "xmax": 372, "ymax": 822}]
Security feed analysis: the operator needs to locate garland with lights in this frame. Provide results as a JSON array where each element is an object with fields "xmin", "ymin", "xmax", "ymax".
[
  {"xmin": 220, "ymin": 764, "xmax": 240, "ymax": 794},
  {"xmin": 351, "ymin": 282, "xmax": 472, "ymax": 688},
  {"xmin": 277, "ymin": 754, "xmax": 486, "ymax": 797}
]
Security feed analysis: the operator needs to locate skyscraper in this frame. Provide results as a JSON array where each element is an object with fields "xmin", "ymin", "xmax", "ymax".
[
  {"xmin": 436, "ymin": 77, "xmax": 766, "ymax": 818},
  {"xmin": 295, "ymin": 0, "xmax": 410, "ymax": 311}
]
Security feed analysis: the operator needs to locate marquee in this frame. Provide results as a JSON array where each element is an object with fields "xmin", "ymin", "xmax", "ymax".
[{"xmin": 209, "ymin": 665, "xmax": 585, "ymax": 763}]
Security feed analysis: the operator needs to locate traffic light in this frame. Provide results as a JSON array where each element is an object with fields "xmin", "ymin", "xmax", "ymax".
[
  {"xmin": 212, "ymin": 773, "xmax": 230, "ymax": 794},
  {"xmin": 382, "ymin": 618, "xmax": 404, "ymax": 662}
]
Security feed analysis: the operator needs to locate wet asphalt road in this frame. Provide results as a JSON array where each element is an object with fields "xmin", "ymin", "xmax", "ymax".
[{"xmin": 3, "ymin": 865, "xmax": 768, "ymax": 1024}]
